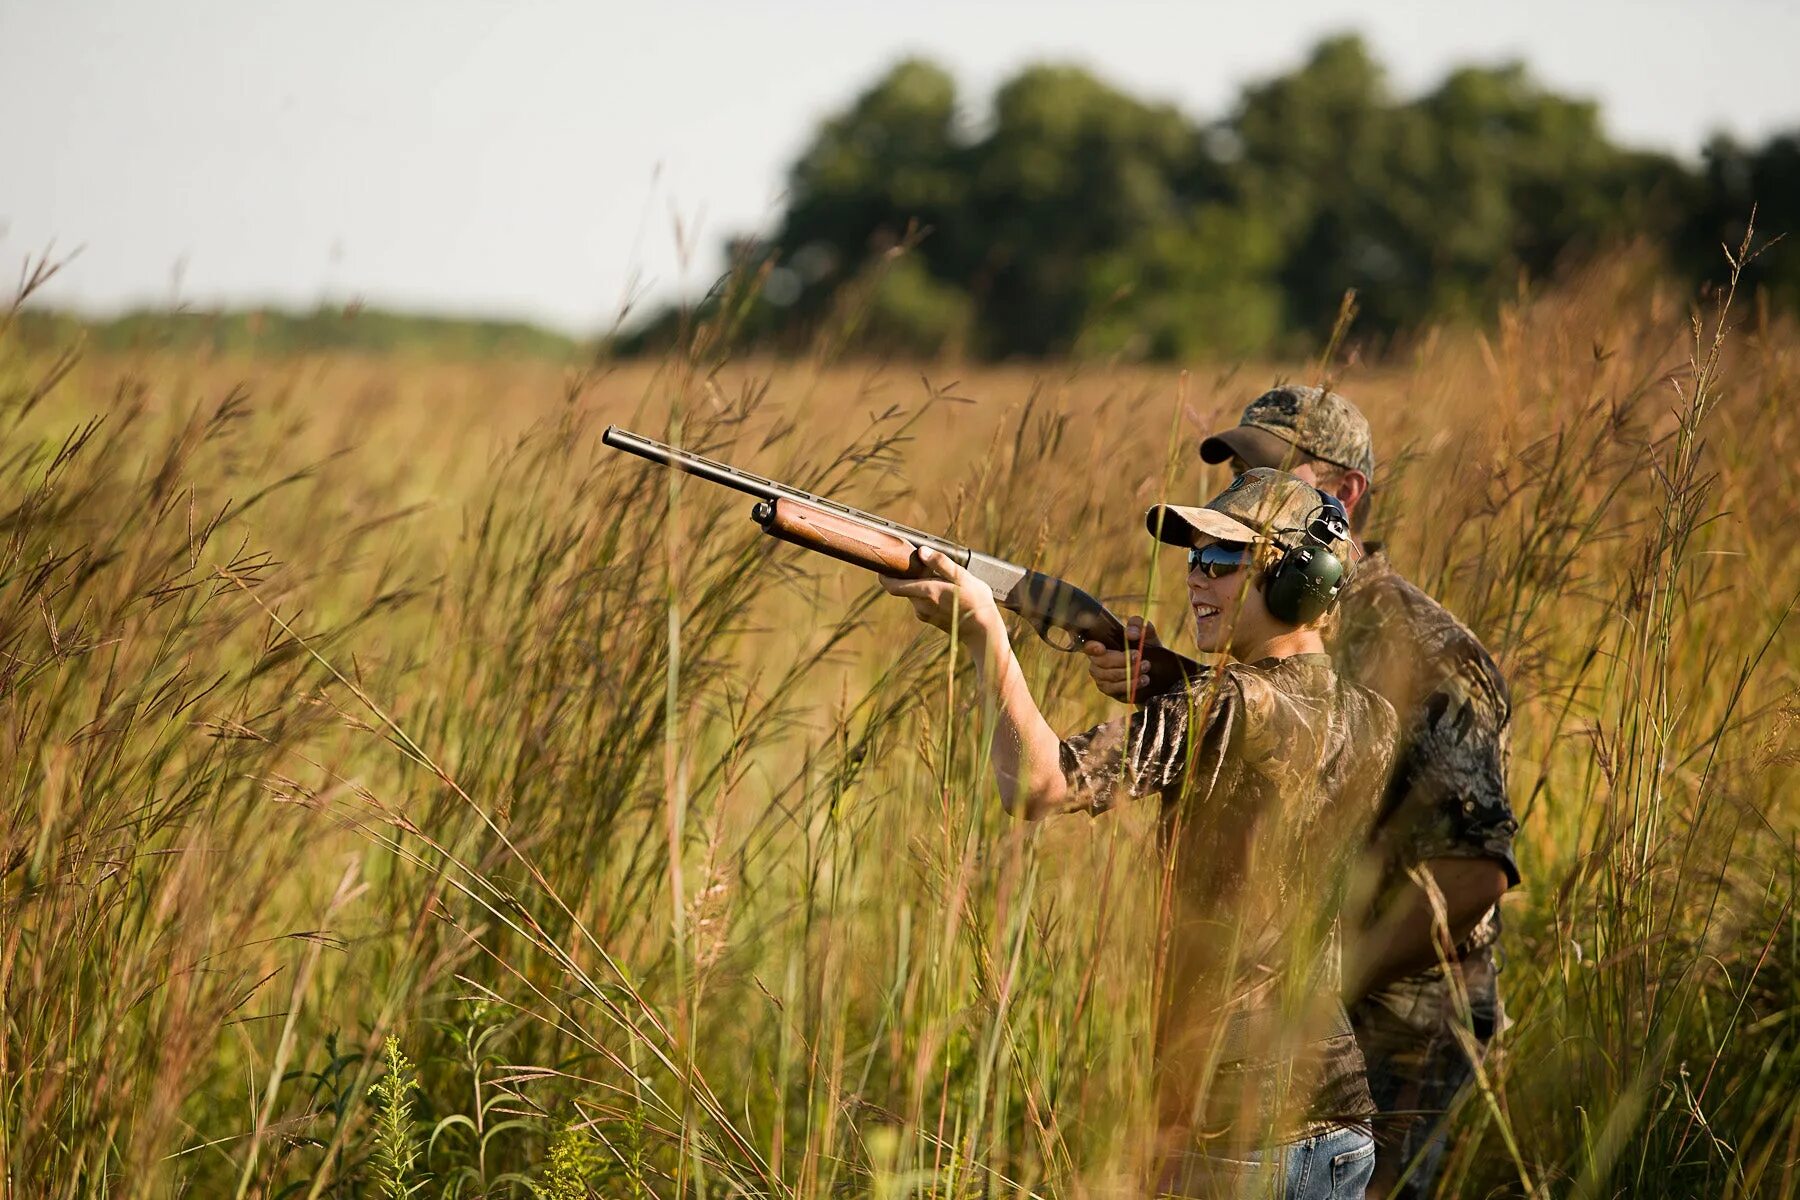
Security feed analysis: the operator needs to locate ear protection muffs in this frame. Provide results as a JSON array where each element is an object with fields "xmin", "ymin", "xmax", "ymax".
[{"xmin": 1262, "ymin": 489, "xmax": 1350, "ymax": 624}]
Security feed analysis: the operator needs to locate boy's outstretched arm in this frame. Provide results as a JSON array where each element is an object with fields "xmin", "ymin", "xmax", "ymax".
[{"xmin": 881, "ymin": 546, "xmax": 1070, "ymax": 818}]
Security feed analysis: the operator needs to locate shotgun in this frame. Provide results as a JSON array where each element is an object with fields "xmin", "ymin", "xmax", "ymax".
[{"xmin": 602, "ymin": 426, "xmax": 1190, "ymax": 684}]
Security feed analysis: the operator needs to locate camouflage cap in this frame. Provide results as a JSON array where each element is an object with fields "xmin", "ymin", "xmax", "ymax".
[
  {"xmin": 1145, "ymin": 467, "xmax": 1355, "ymax": 563},
  {"xmin": 1199, "ymin": 384, "xmax": 1377, "ymax": 481}
]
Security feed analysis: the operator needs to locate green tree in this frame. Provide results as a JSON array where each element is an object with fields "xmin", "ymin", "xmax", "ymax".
[
  {"xmin": 1681, "ymin": 132, "xmax": 1800, "ymax": 310},
  {"xmin": 1082, "ymin": 207, "xmax": 1285, "ymax": 360},
  {"xmin": 967, "ymin": 64, "xmax": 1213, "ymax": 354},
  {"xmin": 1405, "ymin": 63, "xmax": 1686, "ymax": 315},
  {"xmin": 622, "ymin": 34, "xmax": 1760, "ymax": 361},
  {"xmin": 774, "ymin": 58, "xmax": 969, "ymax": 316},
  {"xmin": 1213, "ymin": 35, "xmax": 1438, "ymax": 336},
  {"xmin": 1220, "ymin": 36, "xmax": 1686, "ymax": 337}
]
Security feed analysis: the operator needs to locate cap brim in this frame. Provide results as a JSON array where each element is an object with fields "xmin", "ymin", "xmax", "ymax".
[
  {"xmin": 1145, "ymin": 504, "xmax": 1265, "ymax": 547},
  {"xmin": 1199, "ymin": 425, "xmax": 1306, "ymax": 470}
]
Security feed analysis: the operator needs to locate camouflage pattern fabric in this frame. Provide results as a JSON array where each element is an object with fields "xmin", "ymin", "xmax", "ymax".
[
  {"xmin": 1056, "ymin": 653, "xmax": 1398, "ymax": 1144},
  {"xmin": 1200, "ymin": 386, "xmax": 1378, "ymax": 480},
  {"xmin": 1351, "ymin": 951, "xmax": 1501, "ymax": 1198},
  {"xmin": 1332, "ymin": 550, "xmax": 1518, "ymax": 1198},
  {"xmin": 1146, "ymin": 467, "xmax": 1358, "ymax": 563}
]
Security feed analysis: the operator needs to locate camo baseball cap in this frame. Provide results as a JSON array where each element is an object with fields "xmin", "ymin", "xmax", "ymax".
[
  {"xmin": 1199, "ymin": 384, "xmax": 1376, "ymax": 481},
  {"xmin": 1145, "ymin": 467, "xmax": 1354, "ymax": 561}
]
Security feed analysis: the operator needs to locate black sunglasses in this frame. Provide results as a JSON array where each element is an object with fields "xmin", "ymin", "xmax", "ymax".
[{"xmin": 1187, "ymin": 542, "xmax": 1253, "ymax": 578}]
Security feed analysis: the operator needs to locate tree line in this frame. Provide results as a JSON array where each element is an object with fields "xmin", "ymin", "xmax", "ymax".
[
  {"xmin": 15, "ymin": 305, "xmax": 584, "ymax": 361},
  {"xmin": 626, "ymin": 34, "xmax": 1799, "ymax": 360}
]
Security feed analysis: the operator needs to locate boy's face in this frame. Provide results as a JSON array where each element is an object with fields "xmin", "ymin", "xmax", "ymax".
[{"xmin": 1187, "ymin": 538, "xmax": 1287, "ymax": 656}]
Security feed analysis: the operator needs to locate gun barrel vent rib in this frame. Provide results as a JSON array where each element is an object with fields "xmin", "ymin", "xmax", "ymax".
[
  {"xmin": 603, "ymin": 425, "xmax": 1131, "ymax": 658},
  {"xmin": 603, "ymin": 425, "xmax": 968, "ymax": 557}
]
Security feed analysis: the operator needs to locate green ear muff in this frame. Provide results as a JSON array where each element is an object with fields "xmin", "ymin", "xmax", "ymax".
[
  {"xmin": 1262, "ymin": 491, "xmax": 1349, "ymax": 624},
  {"xmin": 1263, "ymin": 544, "xmax": 1345, "ymax": 623}
]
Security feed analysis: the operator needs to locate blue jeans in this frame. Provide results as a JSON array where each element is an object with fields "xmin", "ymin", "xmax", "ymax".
[{"xmin": 1160, "ymin": 1125, "xmax": 1376, "ymax": 1199}]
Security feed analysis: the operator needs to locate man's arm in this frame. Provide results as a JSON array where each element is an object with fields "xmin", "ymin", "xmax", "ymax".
[
  {"xmin": 1343, "ymin": 855, "xmax": 1510, "ymax": 1001},
  {"xmin": 1348, "ymin": 630, "xmax": 1519, "ymax": 999}
]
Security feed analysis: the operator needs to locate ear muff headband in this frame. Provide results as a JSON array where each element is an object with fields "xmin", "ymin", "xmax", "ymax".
[{"xmin": 1262, "ymin": 489, "xmax": 1349, "ymax": 624}]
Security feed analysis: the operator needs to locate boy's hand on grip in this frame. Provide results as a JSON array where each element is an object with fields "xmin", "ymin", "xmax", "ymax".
[{"xmin": 1084, "ymin": 618, "xmax": 1195, "ymax": 703}]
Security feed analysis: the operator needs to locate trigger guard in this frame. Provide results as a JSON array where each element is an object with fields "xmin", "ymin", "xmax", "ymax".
[{"xmin": 1023, "ymin": 611, "xmax": 1083, "ymax": 652}]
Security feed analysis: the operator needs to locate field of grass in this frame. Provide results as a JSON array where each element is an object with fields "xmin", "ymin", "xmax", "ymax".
[{"xmin": 4, "ymin": 246, "xmax": 1800, "ymax": 1198}]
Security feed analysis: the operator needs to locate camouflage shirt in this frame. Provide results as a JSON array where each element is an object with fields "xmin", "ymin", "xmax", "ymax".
[
  {"xmin": 1057, "ymin": 653, "xmax": 1398, "ymax": 1138},
  {"xmin": 1332, "ymin": 551, "xmax": 1519, "ymax": 938},
  {"xmin": 1330, "ymin": 547, "xmax": 1518, "ymax": 1097}
]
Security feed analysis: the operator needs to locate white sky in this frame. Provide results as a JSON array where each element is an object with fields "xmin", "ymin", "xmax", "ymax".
[{"xmin": 3, "ymin": 0, "xmax": 1796, "ymax": 333}]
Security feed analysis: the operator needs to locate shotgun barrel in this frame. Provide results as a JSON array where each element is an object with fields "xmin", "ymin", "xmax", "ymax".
[
  {"xmin": 603, "ymin": 425, "xmax": 1139, "ymax": 656},
  {"xmin": 601, "ymin": 426, "xmax": 966, "ymax": 560}
]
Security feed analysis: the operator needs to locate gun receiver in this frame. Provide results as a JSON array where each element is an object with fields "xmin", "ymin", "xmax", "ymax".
[{"xmin": 603, "ymin": 425, "xmax": 1188, "ymax": 679}]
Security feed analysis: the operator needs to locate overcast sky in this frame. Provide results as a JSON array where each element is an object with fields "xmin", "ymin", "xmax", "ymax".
[{"xmin": 3, "ymin": 0, "xmax": 1796, "ymax": 333}]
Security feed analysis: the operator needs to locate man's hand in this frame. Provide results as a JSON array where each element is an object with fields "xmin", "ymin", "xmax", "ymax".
[{"xmin": 880, "ymin": 546, "xmax": 1004, "ymax": 645}]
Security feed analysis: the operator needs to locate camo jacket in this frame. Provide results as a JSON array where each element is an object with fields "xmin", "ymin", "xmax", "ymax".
[
  {"xmin": 1330, "ymin": 550, "xmax": 1518, "ymax": 1052},
  {"xmin": 1057, "ymin": 653, "xmax": 1398, "ymax": 1137}
]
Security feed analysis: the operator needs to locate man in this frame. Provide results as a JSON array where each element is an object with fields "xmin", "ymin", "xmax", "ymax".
[
  {"xmin": 1086, "ymin": 385, "xmax": 1520, "ymax": 1199},
  {"xmin": 882, "ymin": 468, "xmax": 1396, "ymax": 1199}
]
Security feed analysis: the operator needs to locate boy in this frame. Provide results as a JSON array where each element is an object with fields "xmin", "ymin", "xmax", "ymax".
[
  {"xmin": 1088, "ymin": 386, "xmax": 1519, "ymax": 1197},
  {"xmin": 883, "ymin": 469, "xmax": 1396, "ymax": 1198}
]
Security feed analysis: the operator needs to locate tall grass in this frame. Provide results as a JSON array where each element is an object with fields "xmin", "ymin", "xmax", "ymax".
[{"xmin": 3, "ymin": 240, "xmax": 1798, "ymax": 1197}]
